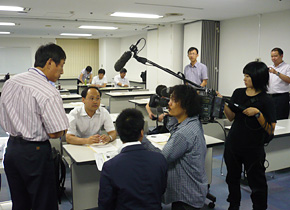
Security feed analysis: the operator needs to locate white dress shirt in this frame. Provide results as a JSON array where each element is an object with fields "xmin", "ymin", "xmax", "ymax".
[
  {"xmin": 92, "ymin": 75, "xmax": 107, "ymax": 86},
  {"xmin": 114, "ymin": 75, "xmax": 130, "ymax": 87},
  {"xmin": 67, "ymin": 105, "xmax": 115, "ymax": 138},
  {"xmin": 268, "ymin": 62, "xmax": 290, "ymax": 94}
]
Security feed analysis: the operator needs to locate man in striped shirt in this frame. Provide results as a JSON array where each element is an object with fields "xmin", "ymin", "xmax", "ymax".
[{"xmin": 0, "ymin": 43, "xmax": 69, "ymax": 210}]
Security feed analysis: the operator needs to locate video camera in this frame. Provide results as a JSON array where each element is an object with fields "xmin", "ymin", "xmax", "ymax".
[
  {"xmin": 148, "ymin": 85, "xmax": 225, "ymax": 123},
  {"xmin": 148, "ymin": 85, "xmax": 171, "ymax": 108},
  {"xmin": 199, "ymin": 89, "xmax": 225, "ymax": 123}
]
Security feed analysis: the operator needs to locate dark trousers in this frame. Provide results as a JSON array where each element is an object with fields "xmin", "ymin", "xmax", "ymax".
[
  {"xmin": 271, "ymin": 92, "xmax": 289, "ymax": 120},
  {"xmin": 224, "ymin": 146, "xmax": 267, "ymax": 210},
  {"xmin": 172, "ymin": 201, "xmax": 201, "ymax": 210},
  {"xmin": 4, "ymin": 136, "xmax": 58, "ymax": 210}
]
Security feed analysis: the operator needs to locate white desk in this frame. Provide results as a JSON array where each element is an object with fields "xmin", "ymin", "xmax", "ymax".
[
  {"xmin": 106, "ymin": 91, "xmax": 155, "ymax": 113},
  {"xmin": 59, "ymin": 89, "xmax": 70, "ymax": 95},
  {"xmin": 63, "ymin": 102, "xmax": 105, "ymax": 113},
  {"xmin": 78, "ymin": 85, "xmax": 143, "ymax": 107},
  {"xmin": 264, "ymin": 119, "xmax": 290, "ymax": 172},
  {"xmin": 224, "ymin": 119, "xmax": 290, "ymax": 172},
  {"xmin": 128, "ymin": 98, "xmax": 158, "ymax": 127},
  {"xmin": 63, "ymin": 134, "xmax": 223, "ymax": 210},
  {"xmin": 61, "ymin": 94, "xmax": 82, "ymax": 103}
]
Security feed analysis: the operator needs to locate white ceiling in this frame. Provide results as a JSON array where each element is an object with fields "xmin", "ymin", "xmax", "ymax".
[{"xmin": 0, "ymin": 0, "xmax": 290, "ymax": 39}]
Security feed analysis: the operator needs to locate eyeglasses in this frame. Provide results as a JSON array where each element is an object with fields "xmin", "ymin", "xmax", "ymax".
[
  {"xmin": 88, "ymin": 97, "xmax": 101, "ymax": 102},
  {"xmin": 188, "ymin": 53, "xmax": 197, "ymax": 56}
]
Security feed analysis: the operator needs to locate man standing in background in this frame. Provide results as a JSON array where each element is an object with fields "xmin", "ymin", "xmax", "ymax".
[
  {"xmin": 0, "ymin": 43, "xmax": 69, "ymax": 210},
  {"xmin": 184, "ymin": 47, "xmax": 208, "ymax": 87},
  {"xmin": 78, "ymin": 65, "xmax": 93, "ymax": 84},
  {"xmin": 268, "ymin": 47, "xmax": 290, "ymax": 120}
]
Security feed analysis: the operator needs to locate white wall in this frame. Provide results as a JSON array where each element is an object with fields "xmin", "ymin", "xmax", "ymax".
[
  {"xmin": 120, "ymin": 34, "xmax": 147, "ymax": 82},
  {"xmin": 99, "ymin": 38, "xmax": 121, "ymax": 83},
  {"xmin": 183, "ymin": 21, "xmax": 202, "ymax": 68},
  {"xmin": 0, "ymin": 37, "xmax": 55, "ymax": 75},
  {"xmin": 147, "ymin": 24, "xmax": 184, "ymax": 91},
  {"xmin": 219, "ymin": 9, "xmax": 290, "ymax": 96}
]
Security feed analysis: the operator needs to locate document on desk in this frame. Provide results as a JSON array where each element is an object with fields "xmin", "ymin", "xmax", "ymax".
[
  {"xmin": 89, "ymin": 144, "xmax": 119, "ymax": 171},
  {"xmin": 147, "ymin": 133, "xmax": 170, "ymax": 143}
]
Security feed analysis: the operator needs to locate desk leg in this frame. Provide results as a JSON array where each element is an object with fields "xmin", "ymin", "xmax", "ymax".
[
  {"xmin": 205, "ymin": 148, "xmax": 216, "ymax": 208},
  {"xmin": 71, "ymin": 163, "xmax": 100, "ymax": 210}
]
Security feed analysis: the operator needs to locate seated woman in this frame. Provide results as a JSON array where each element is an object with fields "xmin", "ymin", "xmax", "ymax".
[{"xmin": 142, "ymin": 84, "xmax": 208, "ymax": 210}]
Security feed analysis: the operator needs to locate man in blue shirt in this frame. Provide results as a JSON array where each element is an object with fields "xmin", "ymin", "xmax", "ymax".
[{"xmin": 184, "ymin": 47, "xmax": 208, "ymax": 87}]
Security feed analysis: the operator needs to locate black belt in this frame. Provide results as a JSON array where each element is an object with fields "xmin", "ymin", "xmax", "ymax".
[
  {"xmin": 10, "ymin": 136, "xmax": 48, "ymax": 144},
  {"xmin": 269, "ymin": 92, "xmax": 289, "ymax": 97}
]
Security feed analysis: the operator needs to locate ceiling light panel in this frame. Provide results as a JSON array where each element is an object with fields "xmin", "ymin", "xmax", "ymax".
[
  {"xmin": 60, "ymin": 33, "xmax": 92, "ymax": 37},
  {"xmin": 79, "ymin": 25, "xmax": 118, "ymax": 30},
  {"xmin": 0, "ymin": 22, "xmax": 15, "ymax": 26},
  {"xmin": 111, "ymin": 12, "xmax": 163, "ymax": 19},
  {"xmin": 0, "ymin": 6, "xmax": 24, "ymax": 11}
]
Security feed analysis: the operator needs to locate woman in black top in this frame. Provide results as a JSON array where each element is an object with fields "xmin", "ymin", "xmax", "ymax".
[{"xmin": 219, "ymin": 61, "xmax": 276, "ymax": 210}]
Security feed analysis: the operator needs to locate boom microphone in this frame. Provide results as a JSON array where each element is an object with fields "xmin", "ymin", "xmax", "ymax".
[{"xmin": 114, "ymin": 51, "xmax": 132, "ymax": 72}]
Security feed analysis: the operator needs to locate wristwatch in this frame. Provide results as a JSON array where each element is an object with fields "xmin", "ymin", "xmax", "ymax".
[
  {"xmin": 255, "ymin": 111, "xmax": 261, "ymax": 119},
  {"xmin": 276, "ymin": 72, "xmax": 280, "ymax": 77}
]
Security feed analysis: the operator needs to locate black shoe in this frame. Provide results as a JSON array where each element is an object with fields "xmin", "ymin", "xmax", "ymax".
[{"xmin": 228, "ymin": 204, "xmax": 239, "ymax": 210}]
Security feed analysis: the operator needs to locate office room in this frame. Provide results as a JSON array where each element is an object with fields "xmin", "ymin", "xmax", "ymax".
[{"xmin": 0, "ymin": 0, "xmax": 290, "ymax": 210}]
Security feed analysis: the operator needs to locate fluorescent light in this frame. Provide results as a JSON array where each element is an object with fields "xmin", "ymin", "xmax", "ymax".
[
  {"xmin": 0, "ymin": 32, "xmax": 10, "ymax": 34},
  {"xmin": 0, "ymin": 22, "xmax": 15, "ymax": 26},
  {"xmin": 60, "ymin": 33, "xmax": 92, "ymax": 37},
  {"xmin": 0, "ymin": 6, "xmax": 24, "ymax": 11},
  {"xmin": 111, "ymin": 12, "xmax": 163, "ymax": 19},
  {"xmin": 79, "ymin": 25, "xmax": 118, "ymax": 30}
]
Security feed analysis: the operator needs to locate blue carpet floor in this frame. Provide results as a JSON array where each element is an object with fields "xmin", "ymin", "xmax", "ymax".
[{"xmin": 1, "ymin": 123, "xmax": 289, "ymax": 209}]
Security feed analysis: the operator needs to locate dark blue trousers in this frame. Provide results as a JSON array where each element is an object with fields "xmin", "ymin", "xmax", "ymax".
[{"xmin": 4, "ymin": 136, "xmax": 58, "ymax": 210}]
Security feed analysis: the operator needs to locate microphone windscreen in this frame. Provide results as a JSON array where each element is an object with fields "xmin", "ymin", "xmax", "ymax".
[{"xmin": 114, "ymin": 51, "xmax": 132, "ymax": 72}]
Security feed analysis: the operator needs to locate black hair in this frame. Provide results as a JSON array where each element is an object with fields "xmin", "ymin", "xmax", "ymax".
[
  {"xmin": 86, "ymin": 66, "xmax": 92, "ymax": 72},
  {"xmin": 170, "ymin": 85, "xmax": 202, "ymax": 117},
  {"xmin": 271, "ymin": 47, "xmax": 283, "ymax": 56},
  {"xmin": 98, "ymin": 69, "xmax": 105, "ymax": 74},
  {"xmin": 155, "ymin": 85, "xmax": 167, "ymax": 97},
  {"xmin": 81, "ymin": 86, "xmax": 102, "ymax": 98},
  {"xmin": 120, "ymin": 68, "xmax": 127, "ymax": 73},
  {"xmin": 187, "ymin": 47, "xmax": 199, "ymax": 55},
  {"xmin": 116, "ymin": 108, "xmax": 144, "ymax": 143},
  {"xmin": 34, "ymin": 43, "xmax": 66, "ymax": 68},
  {"xmin": 242, "ymin": 61, "xmax": 269, "ymax": 92}
]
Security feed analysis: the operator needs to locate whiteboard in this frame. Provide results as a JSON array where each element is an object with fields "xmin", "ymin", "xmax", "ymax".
[{"xmin": 0, "ymin": 47, "xmax": 32, "ymax": 75}]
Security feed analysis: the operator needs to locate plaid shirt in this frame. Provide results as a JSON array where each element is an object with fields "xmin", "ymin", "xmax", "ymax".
[{"xmin": 142, "ymin": 116, "xmax": 208, "ymax": 208}]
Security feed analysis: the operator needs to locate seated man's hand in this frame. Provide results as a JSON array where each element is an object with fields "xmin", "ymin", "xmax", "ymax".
[
  {"xmin": 99, "ymin": 134, "xmax": 111, "ymax": 144},
  {"xmin": 86, "ymin": 134, "xmax": 101, "ymax": 144}
]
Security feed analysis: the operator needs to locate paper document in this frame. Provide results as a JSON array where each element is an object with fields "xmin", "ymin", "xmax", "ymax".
[
  {"xmin": 90, "ymin": 143, "xmax": 119, "ymax": 171},
  {"xmin": 147, "ymin": 133, "xmax": 170, "ymax": 143},
  {"xmin": 274, "ymin": 125, "xmax": 284, "ymax": 131}
]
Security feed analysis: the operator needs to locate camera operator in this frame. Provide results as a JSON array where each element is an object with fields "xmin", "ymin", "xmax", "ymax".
[{"xmin": 142, "ymin": 85, "xmax": 208, "ymax": 209}]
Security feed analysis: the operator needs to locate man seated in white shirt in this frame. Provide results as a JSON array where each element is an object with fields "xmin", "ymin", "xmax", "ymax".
[
  {"xmin": 114, "ymin": 68, "xmax": 130, "ymax": 87},
  {"xmin": 92, "ymin": 69, "xmax": 107, "ymax": 88},
  {"xmin": 66, "ymin": 87, "xmax": 117, "ymax": 145}
]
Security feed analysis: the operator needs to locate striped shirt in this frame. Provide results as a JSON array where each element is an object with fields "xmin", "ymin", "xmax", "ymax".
[
  {"xmin": 0, "ymin": 68, "xmax": 69, "ymax": 141},
  {"xmin": 142, "ymin": 116, "xmax": 208, "ymax": 208}
]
